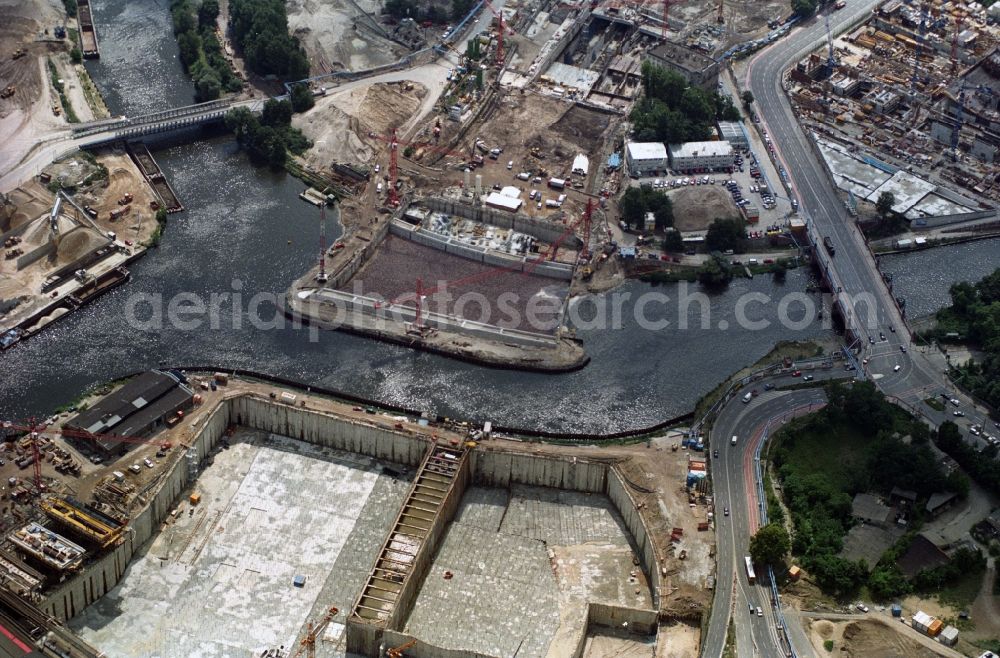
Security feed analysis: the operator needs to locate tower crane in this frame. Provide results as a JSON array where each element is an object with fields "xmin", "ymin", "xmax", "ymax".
[
  {"xmin": 910, "ymin": 1, "xmax": 929, "ymax": 92},
  {"xmin": 716, "ymin": 0, "xmax": 724, "ymax": 25},
  {"xmin": 481, "ymin": 0, "xmax": 513, "ymax": 67},
  {"xmin": 389, "ymin": 129, "xmax": 400, "ymax": 207},
  {"xmin": 950, "ymin": 11, "xmax": 964, "ymax": 75},
  {"xmin": 291, "ymin": 606, "xmax": 339, "ymax": 658},
  {"xmin": 951, "ymin": 78, "xmax": 967, "ymax": 162}
]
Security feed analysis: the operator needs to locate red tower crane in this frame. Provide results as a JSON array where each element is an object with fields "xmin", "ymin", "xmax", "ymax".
[
  {"xmin": 291, "ymin": 606, "xmax": 339, "ymax": 658},
  {"xmin": 950, "ymin": 11, "xmax": 964, "ymax": 75},
  {"xmin": 481, "ymin": 0, "xmax": 512, "ymax": 66},
  {"xmin": 662, "ymin": 0, "xmax": 671, "ymax": 38},
  {"xmin": 716, "ymin": 0, "xmax": 724, "ymax": 25}
]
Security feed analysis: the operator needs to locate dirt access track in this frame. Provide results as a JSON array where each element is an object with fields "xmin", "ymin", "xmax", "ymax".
[{"xmin": 806, "ymin": 618, "xmax": 960, "ymax": 658}]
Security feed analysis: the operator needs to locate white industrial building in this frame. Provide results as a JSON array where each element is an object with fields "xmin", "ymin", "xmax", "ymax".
[
  {"xmin": 668, "ymin": 141, "xmax": 735, "ymax": 173},
  {"xmin": 625, "ymin": 142, "xmax": 668, "ymax": 176}
]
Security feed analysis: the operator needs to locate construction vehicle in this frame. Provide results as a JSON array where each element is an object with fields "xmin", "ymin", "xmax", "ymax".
[
  {"xmin": 12, "ymin": 49, "xmax": 26, "ymax": 60},
  {"xmin": 1, "ymin": 85, "xmax": 14, "ymax": 99},
  {"xmin": 387, "ymin": 640, "xmax": 417, "ymax": 658},
  {"xmin": 291, "ymin": 606, "xmax": 338, "ymax": 658}
]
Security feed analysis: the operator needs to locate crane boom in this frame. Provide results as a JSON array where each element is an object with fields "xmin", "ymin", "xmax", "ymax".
[{"xmin": 291, "ymin": 606, "xmax": 339, "ymax": 658}]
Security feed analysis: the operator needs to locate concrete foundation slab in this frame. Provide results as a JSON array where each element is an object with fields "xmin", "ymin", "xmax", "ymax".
[{"xmin": 69, "ymin": 433, "xmax": 412, "ymax": 658}]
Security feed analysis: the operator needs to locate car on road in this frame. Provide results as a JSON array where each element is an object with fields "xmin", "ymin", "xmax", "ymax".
[
  {"xmin": 856, "ymin": 603, "xmax": 869, "ymax": 613},
  {"xmin": 756, "ymin": 607, "xmax": 763, "ymax": 617},
  {"xmin": 143, "ymin": 458, "xmax": 154, "ymax": 468},
  {"xmin": 889, "ymin": 326, "xmax": 895, "ymax": 332},
  {"xmin": 900, "ymin": 345, "xmax": 907, "ymax": 353},
  {"xmin": 879, "ymin": 332, "xmax": 885, "ymax": 341},
  {"xmin": 950, "ymin": 398, "xmax": 961, "ymax": 407},
  {"xmin": 803, "ymin": 375, "xmax": 814, "ymax": 381},
  {"xmin": 954, "ymin": 411, "xmax": 965, "ymax": 417},
  {"xmin": 792, "ymin": 370, "xmax": 802, "ymax": 377},
  {"xmin": 764, "ymin": 383, "xmax": 775, "ymax": 391},
  {"xmin": 724, "ymin": 507, "xmax": 729, "ymax": 516},
  {"xmin": 893, "ymin": 365, "xmax": 901, "ymax": 372},
  {"xmin": 713, "ymin": 449, "xmax": 719, "ymax": 458},
  {"xmin": 869, "ymin": 336, "xmax": 875, "ymax": 344}
]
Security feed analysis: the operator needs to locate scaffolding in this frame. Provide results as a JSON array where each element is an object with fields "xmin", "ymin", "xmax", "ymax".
[{"xmin": 39, "ymin": 498, "xmax": 125, "ymax": 549}]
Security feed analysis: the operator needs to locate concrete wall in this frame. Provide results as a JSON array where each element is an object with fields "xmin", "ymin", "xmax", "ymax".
[
  {"xmin": 42, "ymin": 400, "xmax": 232, "ymax": 621},
  {"xmin": 328, "ymin": 217, "xmax": 392, "ymax": 290},
  {"xmin": 43, "ymin": 394, "xmax": 430, "ymax": 622},
  {"xmin": 910, "ymin": 208, "xmax": 996, "ymax": 229},
  {"xmin": 390, "ymin": 218, "xmax": 574, "ymax": 281},
  {"xmin": 420, "ymin": 197, "xmax": 582, "ymax": 249},
  {"xmin": 15, "ymin": 240, "xmax": 55, "ymax": 271},
  {"xmin": 471, "ymin": 451, "xmax": 608, "ymax": 492},
  {"xmin": 388, "ymin": 453, "xmax": 472, "ymax": 630},
  {"xmin": 607, "ymin": 468, "xmax": 662, "ymax": 609},
  {"xmin": 382, "ymin": 630, "xmax": 500, "ymax": 658}
]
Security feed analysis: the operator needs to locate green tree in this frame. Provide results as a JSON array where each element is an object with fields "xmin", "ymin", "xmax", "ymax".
[
  {"xmin": 772, "ymin": 260, "xmax": 787, "ymax": 283},
  {"xmin": 662, "ymin": 230, "xmax": 684, "ymax": 253},
  {"xmin": 750, "ymin": 523, "xmax": 790, "ymax": 569},
  {"xmin": 698, "ymin": 253, "xmax": 733, "ymax": 286},
  {"xmin": 70, "ymin": 47, "xmax": 82, "ymax": 64},
  {"xmin": 289, "ymin": 84, "xmax": 315, "ymax": 113},
  {"xmin": 876, "ymin": 191, "xmax": 895, "ymax": 219},
  {"xmin": 705, "ymin": 217, "xmax": 747, "ymax": 253},
  {"xmin": 198, "ymin": 0, "xmax": 220, "ymax": 28},
  {"xmin": 809, "ymin": 555, "xmax": 866, "ymax": 597},
  {"xmin": 791, "ymin": 0, "xmax": 818, "ymax": 17},
  {"xmin": 176, "ymin": 30, "xmax": 203, "ymax": 70},
  {"xmin": 618, "ymin": 187, "xmax": 646, "ymax": 229},
  {"xmin": 741, "ymin": 90, "xmax": 754, "ymax": 108},
  {"xmin": 194, "ymin": 69, "xmax": 221, "ymax": 101},
  {"xmin": 261, "ymin": 98, "xmax": 293, "ymax": 127},
  {"xmin": 62, "ymin": 0, "xmax": 78, "ymax": 17}
]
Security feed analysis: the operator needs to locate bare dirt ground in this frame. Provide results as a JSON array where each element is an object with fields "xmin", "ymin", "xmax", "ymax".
[
  {"xmin": 669, "ymin": 186, "xmax": 740, "ymax": 233},
  {"xmin": 654, "ymin": 620, "xmax": 700, "ymax": 658},
  {"xmin": 294, "ymin": 81, "xmax": 426, "ymax": 169},
  {"xmin": 76, "ymin": 150, "xmax": 160, "ymax": 244},
  {"xmin": 286, "ymin": 0, "xmax": 406, "ymax": 74},
  {"xmin": 807, "ymin": 618, "xmax": 950, "ymax": 658},
  {"xmin": 582, "ymin": 627, "xmax": 654, "ymax": 658}
]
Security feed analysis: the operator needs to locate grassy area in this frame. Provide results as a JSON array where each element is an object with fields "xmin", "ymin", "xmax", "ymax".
[
  {"xmin": 775, "ymin": 419, "xmax": 870, "ymax": 493},
  {"xmin": 937, "ymin": 567, "xmax": 984, "ymax": 609},
  {"xmin": 76, "ymin": 64, "xmax": 109, "ymax": 119},
  {"xmin": 924, "ymin": 397, "xmax": 945, "ymax": 412},
  {"xmin": 722, "ymin": 619, "xmax": 737, "ymax": 658}
]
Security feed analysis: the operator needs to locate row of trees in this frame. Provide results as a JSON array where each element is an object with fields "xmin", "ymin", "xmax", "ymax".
[
  {"xmin": 171, "ymin": 0, "xmax": 243, "ymax": 102},
  {"xmin": 224, "ymin": 99, "xmax": 312, "ymax": 167},
  {"xmin": 229, "ymin": 0, "xmax": 310, "ymax": 81},
  {"xmin": 933, "ymin": 268, "xmax": 1000, "ymax": 409},
  {"xmin": 630, "ymin": 62, "xmax": 741, "ymax": 144}
]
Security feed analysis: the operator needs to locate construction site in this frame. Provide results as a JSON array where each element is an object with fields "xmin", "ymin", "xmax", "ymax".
[
  {"xmin": 0, "ymin": 372, "xmax": 718, "ymax": 657},
  {"xmin": 786, "ymin": 0, "xmax": 1000, "ymax": 225},
  {"xmin": 0, "ymin": 148, "xmax": 162, "ymax": 351}
]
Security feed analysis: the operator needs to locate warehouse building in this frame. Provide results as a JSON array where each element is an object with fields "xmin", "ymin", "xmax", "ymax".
[
  {"xmin": 65, "ymin": 370, "xmax": 194, "ymax": 457},
  {"xmin": 668, "ymin": 141, "xmax": 735, "ymax": 173},
  {"xmin": 625, "ymin": 142, "xmax": 668, "ymax": 176}
]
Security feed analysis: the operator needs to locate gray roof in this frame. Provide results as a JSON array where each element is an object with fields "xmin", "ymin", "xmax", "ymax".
[
  {"xmin": 66, "ymin": 370, "xmax": 190, "ymax": 450},
  {"xmin": 851, "ymin": 493, "xmax": 893, "ymax": 525},
  {"xmin": 890, "ymin": 486, "xmax": 917, "ymax": 502},
  {"xmin": 926, "ymin": 492, "xmax": 957, "ymax": 513}
]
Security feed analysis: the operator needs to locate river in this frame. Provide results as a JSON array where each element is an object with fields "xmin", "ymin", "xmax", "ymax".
[
  {"xmin": 0, "ymin": 0, "xmax": 841, "ymax": 432},
  {"xmin": 878, "ymin": 238, "xmax": 1000, "ymax": 319}
]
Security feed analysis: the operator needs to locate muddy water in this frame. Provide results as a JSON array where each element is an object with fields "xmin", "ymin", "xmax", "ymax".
[{"xmin": 0, "ymin": 0, "xmax": 836, "ymax": 432}]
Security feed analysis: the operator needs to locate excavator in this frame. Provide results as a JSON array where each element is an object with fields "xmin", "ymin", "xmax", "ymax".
[
  {"xmin": 386, "ymin": 639, "xmax": 416, "ymax": 658},
  {"xmin": 291, "ymin": 606, "xmax": 338, "ymax": 658}
]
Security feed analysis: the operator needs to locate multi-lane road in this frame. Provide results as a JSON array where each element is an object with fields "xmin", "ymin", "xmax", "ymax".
[
  {"xmin": 704, "ymin": 2, "xmax": 999, "ymax": 656},
  {"xmin": 704, "ymin": 387, "xmax": 827, "ymax": 658}
]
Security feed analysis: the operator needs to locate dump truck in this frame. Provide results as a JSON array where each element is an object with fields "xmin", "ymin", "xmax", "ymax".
[{"xmin": 823, "ymin": 236, "xmax": 835, "ymax": 256}]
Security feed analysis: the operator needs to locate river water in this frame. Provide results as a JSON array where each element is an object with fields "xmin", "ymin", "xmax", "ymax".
[
  {"xmin": 878, "ymin": 239, "xmax": 1000, "ymax": 319},
  {"xmin": 0, "ymin": 0, "xmax": 847, "ymax": 431}
]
